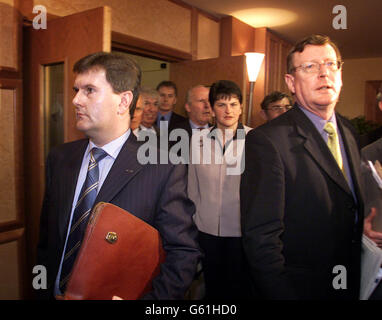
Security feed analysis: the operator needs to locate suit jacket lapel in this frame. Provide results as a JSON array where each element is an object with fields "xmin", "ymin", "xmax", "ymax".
[
  {"xmin": 291, "ymin": 107, "xmax": 352, "ymax": 196},
  {"xmin": 58, "ymin": 139, "xmax": 88, "ymax": 242},
  {"xmin": 95, "ymin": 134, "xmax": 143, "ymax": 204}
]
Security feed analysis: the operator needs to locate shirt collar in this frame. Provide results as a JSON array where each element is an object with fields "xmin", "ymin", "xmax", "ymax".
[
  {"xmin": 87, "ymin": 129, "xmax": 130, "ymax": 160},
  {"xmin": 189, "ymin": 119, "xmax": 209, "ymax": 130},
  {"xmin": 208, "ymin": 122, "xmax": 245, "ymax": 140},
  {"xmin": 139, "ymin": 124, "xmax": 156, "ymax": 132},
  {"xmin": 298, "ymin": 104, "xmax": 337, "ymax": 136},
  {"xmin": 158, "ymin": 111, "xmax": 172, "ymax": 121}
]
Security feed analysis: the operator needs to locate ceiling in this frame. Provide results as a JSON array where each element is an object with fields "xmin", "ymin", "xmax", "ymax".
[{"xmin": 182, "ymin": 0, "xmax": 382, "ymax": 60}]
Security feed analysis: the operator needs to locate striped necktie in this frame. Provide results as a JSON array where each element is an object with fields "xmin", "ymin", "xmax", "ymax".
[
  {"xmin": 59, "ymin": 147, "xmax": 107, "ymax": 292},
  {"xmin": 324, "ymin": 122, "xmax": 347, "ymax": 179}
]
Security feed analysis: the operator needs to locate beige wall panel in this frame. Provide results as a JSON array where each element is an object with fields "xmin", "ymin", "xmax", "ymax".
[
  {"xmin": 0, "ymin": 89, "xmax": 17, "ymax": 223},
  {"xmin": 37, "ymin": 0, "xmax": 191, "ymax": 52},
  {"xmin": 0, "ymin": 0, "xmax": 13, "ymax": 5},
  {"xmin": 337, "ymin": 57, "xmax": 382, "ymax": 119},
  {"xmin": 0, "ymin": 2, "xmax": 19, "ymax": 70},
  {"xmin": 0, "ymin": 240, "xmax": 20, "ymax": 299},
  {"xmin": 197, "ymin": 14, "xmax": 219, "ymax": 60}
]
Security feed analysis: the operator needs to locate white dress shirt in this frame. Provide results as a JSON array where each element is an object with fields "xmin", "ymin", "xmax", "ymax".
[{"xmin": 54, "ymin": 129, "xmax": 130, "ymax": 296}]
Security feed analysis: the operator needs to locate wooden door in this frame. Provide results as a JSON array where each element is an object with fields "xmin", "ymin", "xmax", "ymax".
[{"xmin": 23, "ymin": 6, "xmax": 111, "ymax": 298}]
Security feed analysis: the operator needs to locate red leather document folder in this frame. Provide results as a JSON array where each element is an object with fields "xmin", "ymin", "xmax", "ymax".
[{"xmin": 57, "ymin": 202, "xmax": 166, "ymax": 300}]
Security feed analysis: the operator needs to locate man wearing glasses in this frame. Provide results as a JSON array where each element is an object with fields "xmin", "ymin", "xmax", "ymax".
[
  {"xmin": 241, "ymin": 35, "xmax": 364, "ymax": 299},
  {"xmin": 260, "ymin": 91, "xmax": 293, "ymax": 121}
]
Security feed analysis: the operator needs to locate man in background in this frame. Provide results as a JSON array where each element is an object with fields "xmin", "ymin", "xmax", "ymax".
[
  {"xmin": 360, "ymin": 87, "xmax": 382, "ymax": 148},
  {"xmin": 362, "ymin": 88, "xmax": 382, "ymax": 300},
  {"xmin": 133, "ymin": 86, "xmax": 160, "ymax": 137},
  {"xmin": 156, "ymin": 80, "xmax": 186, "ymax": 133},
  {"xmin": 363, "ymin": 90, "xmax": 382, "ymax": 162},
  {"xmin": 260, "ymin": 91, "xmax": 293, "ymax": 122},
  {"xmin": 178, "ymin": 85, "xmax": 212, "ymax": 140}
]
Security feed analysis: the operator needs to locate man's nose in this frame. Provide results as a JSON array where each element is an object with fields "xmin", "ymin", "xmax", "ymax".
[
  {"xmin": 73, "ymin": 91, "xmax": 81, "ymax": 107},
  {"xmin": 318, "ymin": 63, "xmax": 330, "ymax": 76}
]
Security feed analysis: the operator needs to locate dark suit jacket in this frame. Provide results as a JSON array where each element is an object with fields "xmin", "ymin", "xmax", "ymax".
[
  {"xmin": 176, "ymin": 119, "xmax": 193, "ymax": 141},
  {"xmin": 362, "ymin": 137, "xmax": 382, "ymax": 163},
  {"xmin": 157, "ymin": 111, "xmax": 186, "ymax": 133},
  {"xmin": 240, "ymin": 106, "xmax": 364, "ymax": 300},
  {"xmin": 172, "ymin": 118, "xmax": 211, "ymax": 146},
  {"xmin": 176, "ymin": 119, "xmax": 212, "ymax": 144},
  {"xmin": 360, "ymin": 126, "xmax": 382, "ymax": 149},
  {"xmin": 362, "ymin": 138, "xmax": 382, "ymax": 231},
  {"xmin": 157, "ymin": 112, "xmax": 186, "ymax": 150},
  {"xmin": 37, "ymin": 132, "xmax": 201, "ymax": 299}
]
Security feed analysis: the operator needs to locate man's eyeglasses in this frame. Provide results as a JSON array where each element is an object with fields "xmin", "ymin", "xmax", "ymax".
[
  {"xmin": 291, "ymin": 60, "xmax": 343, "ymax": 74},
  {"xmin": 265, "ymin": 105, "xmax": 293, "ymax": 112}
]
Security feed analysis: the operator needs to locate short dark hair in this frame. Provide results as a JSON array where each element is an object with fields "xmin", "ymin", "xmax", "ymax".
[
  {"xmin": 156, "ymin": 80, "xmax": 178, "ymax": 96},
  {"xmin": 287, "ymin": 34, "xmax": 342, "ymax": 74},
  {"xmin": 261, "ymin": 91, "xmax": 293, "ymax": 110},
  {"xmin": 73, "ymin": 52, "xmax": 141, "ymax": 116},
  {"xmin": 209, "ymin": 80, "xmax": 242, "ymax": 108}
]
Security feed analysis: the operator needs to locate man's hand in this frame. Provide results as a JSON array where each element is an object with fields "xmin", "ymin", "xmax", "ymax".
[{"xmin": 364, "ymin": 207, "xmax": 382, "ymax": 248}]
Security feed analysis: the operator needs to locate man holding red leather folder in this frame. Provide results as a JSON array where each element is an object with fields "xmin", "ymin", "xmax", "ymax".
[{"xmin": 36, "ymin": 52, "xmax": 201, "ymax": 299}]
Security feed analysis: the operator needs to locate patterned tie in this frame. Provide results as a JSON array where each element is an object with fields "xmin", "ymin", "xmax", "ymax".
[
  {"xmin": 59, "ymin": 147, "xmax": 108, "ymax": 292},
  {"xmin": 323, "ymin": 122, "xmax": 346, "ymax": 178}
]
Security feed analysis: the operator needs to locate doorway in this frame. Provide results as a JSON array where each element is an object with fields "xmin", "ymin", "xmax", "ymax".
[{"xmin": 114, "ymin": 51, "xmax": 170, "ymax": 89}]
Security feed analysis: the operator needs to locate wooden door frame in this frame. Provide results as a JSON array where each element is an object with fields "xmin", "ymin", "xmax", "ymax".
[{"xmin": 112, "ymin": 31, "xmax": 192, "ymax": 62}]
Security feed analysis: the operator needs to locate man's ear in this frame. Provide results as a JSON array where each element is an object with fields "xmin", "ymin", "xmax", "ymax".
[
  {"xmin": 118, "ymin": 91, "xmax": 134, "ymax": 115},
  {"xmin": 185, "ymin": 102, "xmax": 191, "ymax": 113},
  {"xmin": 378, "ymin": 101, "xmax": 382, "ymax": 112},
  {"xmin": 260, "ymin": 109, "xmax": 268, "ymax": 121},
  {"xmin": 284, "ymin": 74, "xmax": 296, "ymax": 94}
]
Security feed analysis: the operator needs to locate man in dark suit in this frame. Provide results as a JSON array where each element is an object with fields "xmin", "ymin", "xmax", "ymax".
[
  {"xmin": 360, "ymin": 89, "xmax": 382, "ymax": 148},
  {"xmin": 362, "ymin": 90, "xmax": 382, "ymax": 300},
  {"xmin": 156, "ymin": 80, "xmax": 186, "ymax": 133},
  {"xmin": 241, "ymin": 34, "xmax": 364, "ymax": 300},
  {"xmin": 36, "ymin": 52, "xmax": 201, "ymax": 299},
  {"xmin": 177, "ymin": 85, "xmax": 212, "ymax": 141}
]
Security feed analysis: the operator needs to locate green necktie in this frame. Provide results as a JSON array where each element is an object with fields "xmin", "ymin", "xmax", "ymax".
[{"xmin": 323, "ymin": 121, "xmax": 346, "ymax": 178}]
